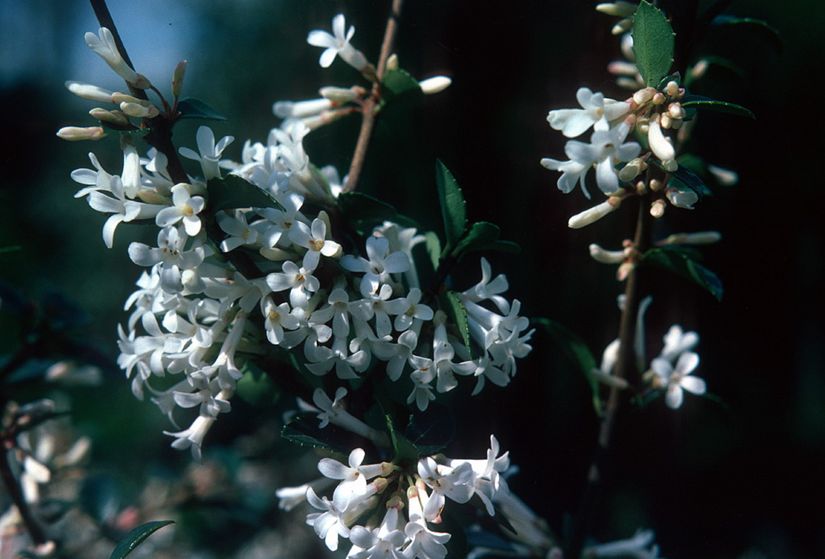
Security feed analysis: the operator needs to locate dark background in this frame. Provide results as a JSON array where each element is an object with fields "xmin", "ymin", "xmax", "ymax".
[{"xmin": 1, "ymin": 0, "xmax": 823, "ymax": 557}]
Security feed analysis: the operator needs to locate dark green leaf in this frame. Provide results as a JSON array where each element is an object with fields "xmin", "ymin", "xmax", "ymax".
[
  {"xmin": 656, "ymin": 71, "xmax": 681, "ymax": 90},
  {"xmin": 453, "ymin": 221, "xmax": 522, "ymax": 259},
  {"xmin": 109, "ymin": 520, "xmax": 174, "ymax": 559},
  {"xmin": 711, "ymin": 15, "xmax": 782, "ymax": 53},
  {"xmin": 684, "ymin": 56, "xmax": 744, "ymax": 87},
  {"xmin": 338, "ymin": 192, "xmax": 398, "ymax": 225},
  {"xmin": 176, "ymin": 97, "xmax": 227, "ymax": 121},
  {"xmin": 435, "ymin": 160, "xmax": 467, "ymax": 250},
  {"xmin": 206, "ymin": 175, "xmax": 283, "ymax": 213},
  {"xmin": 681, "ymin": 95, "xmax": 755, "ymax": 119},
  {"xmin": 381, "ymin": 68, "xmax": 422, "ymax": 99},
  {"xmin": 443, "ymin": 291, "xmax": 473, "ymax": 356},
  {"xmin": 281, "ymin": 413, "xmax": 351, "ymax": 453},
  {"xmin": 533, "ymin": 318, "xmax": 602, "ymax": 416},
  {"xmin": 384, "ymin": 414, "xmax": 419, "ymax": 465},
  {"xmin": 632, "ymin": 1, "xmax": 676, "ymax": 87},
  {"xmin": 641, "ymin": 247, "xmax": 723, "ymax": 301},
  {"xmin": 405, "ymin": 403, "xmax": 455, "ymax": 455},
  {"xmin": 670, "ymin": 165, "xmax": 712, "ymax": 197},
  {"xmin": 117, "ymin": 128, "xmax": 150, "ymax": 141}
]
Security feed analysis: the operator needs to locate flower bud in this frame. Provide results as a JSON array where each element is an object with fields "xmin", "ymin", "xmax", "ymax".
[
  {"xmin": 568, "ymin": 200, "xmax": 620, "ymax": 229},
  {"xmin": 617, "ymin": 77, "xmax": 641, "ymax": 90},
  {"xmin": 650, "ymin": 198, "xmax": 666, "ymax": 218},
  {"xmin": 56, "ymin": 126, "xmax": 106, "ymax": 141},
  {"xmin": 668, "ymin": 102, "xmax": 684, "ymax": 119},
  {"xmin": 120, "ymin": 101, "xmax": 160, "ymax": 118},
  {"xmin": 611, "ymin": 18, "xmax": 632, "ymax": 35},
  {"xmin": 665, "ymin": 80, "xmax": 680, "ymax": 97},
  {"xmin": 65, "ymin": 81, "xmax": 115, "ymax": 103},
  {"xmin": 652, "ymin": 92, "xmax": 666, "ymax": 105},
  {"xmin": 319, "ymin": 86, "xmax": 359, "ymax": 103},
  {"xmin": 647, "ymin": 119, "xmax": 675, "ymax": 162},
  {"xmin": 386, "ymin": 53, "xmax": 399, "ymax": 71},
  {"xmin": 689, "ymin": 59, "xmax": 709, "ymax": 81},
  {"xmin": 89, "ymin": 107, "xmax": 129, "ymax": 127},
  {"xmin": 633, "ymin": 87, "xmax": 656, "ymax": 105},
  {"xmin": 618, "ymin": 159, "xmax": 642, "ymax": 181},
  {"xmin": 608, "ymin": 61, "xmax": 638, "ymax": 77},
  {"xmin": 589, "ymin": 243, "xmax": 625, "ymax": 264},
  {"xmin": 595, "ymin": 2, "xmax": 637, "ymax": 17},
  {"xmin": 617, "ymin": 261, "xmax": 635, "ymax": 281},
  {"xmin": 661, "ymin": 158, "xmax": 679, "ymax": 172},
  {"xmin": 273, "ymin": 98, "xmax": 333, "ymax": 119},
  {"xmin": 665, "ymin": 187, "xmax": 698, "ymax": 209},
  {"xmin": 172, "ymin": 60, "xmax": 188, "ymax": 98},
  {"xmin": 707, "ymin": 164, "xmax": 739, "ymax": 186},
  {"xmin": 660, "ymin": 113, "xmax": 672, "ymax": 129},
  {"xmin": 419, "ymin": 76, "xmax": 452, "ymax": 95},
  {"xmin": 649, "ymin": 178, "xmax": 663, "ymax": 192},
  {"xmin": 659, "ymin": 231, "xmax": 722, "ymax": 245}
]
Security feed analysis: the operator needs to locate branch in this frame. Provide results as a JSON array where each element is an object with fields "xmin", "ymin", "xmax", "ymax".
[
  {"xmin": 1, "ymin": 446, "xmax": 48, "ymax": 545},
  {"xmin": 567, "ymin": 194, "xmax": 651, "ymax": 558},
  {"xmin": 342, "ymin": 0, "xmax": 404, "ymax": 194}
]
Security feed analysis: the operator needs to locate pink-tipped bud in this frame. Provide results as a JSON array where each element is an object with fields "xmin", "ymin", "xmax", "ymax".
[
  {"xmin": 172, "ymin": 60, "xmax": 188, "ymax": 98},
  {"xmin": 633, "ymin": 87, "xmax": 656, "ymax": 105},
  {"xmin": 65, "ymin": 81, "xmax": 115, "ymax": 103},
  {"xmin": 386, "ymin": 53, "xmax": 399, "ymax": 71},
  {"xmin": 665, "ymin": 81, "xmax": 680, "ymax": 97},
  {"xmin": 56, "ymin": 126, "xmax": 105, "ymax": 141},
  {"xmin": 611, "ymin": 18, "xmax": 632, "ymax": 35},
  {"xmin": 649, "ymin": 178, "xmax": 663, "ymax": 192},
  {"xmin": 119, "ymin": 101, "xmax": 159, "ymax": 119}
]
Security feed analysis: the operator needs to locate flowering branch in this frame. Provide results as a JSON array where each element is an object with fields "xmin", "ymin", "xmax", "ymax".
[{"xmin": 342, "ymin": 0, "xmax": 403, "ymax": 193}]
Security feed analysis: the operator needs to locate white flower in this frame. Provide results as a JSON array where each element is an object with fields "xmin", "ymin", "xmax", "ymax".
[
  {"xmin": 568, "ymin": 199, "xmax": 620, "ymax": 229},
  {"xmin": 647, "ymin": 118, "xmax": 675, "ymax": 164},
  {"xmin": 547, "ymin": 87, "xmax": 630, "ymax": 138},
  {"xmin": 266, "ymin": 260, "xmax": 320, "ymax": 308},
  {"xmin": 651, "ymin": 352, "xmax": 706, "ymax": 409},
  {"xmin": 341, "ymin": 236, "xmax": 410, "ymax": 284},
  {"xmin": 318, "ymin": 448, "xmax": 392, "ymax": 511},
  {"xmin": 261, "ymin": 297, "xmax": 300, "ymax": 345},
  {"xmin": 306, "ymin": 487, "xmax": 350, "ymax": 551},
  {"xmin": 307, "ymin": 14, "xmax": 369, "ymax": 71},
  {"xmin": 179, "ymin": 126, "xmax": 234, "ymax": 180},
  {"xmin": 84, "ymin": 27, "xmax": 143, "ymax": 86},
  {"xmin": 541, "ymin": 122, "xmax": 641, "ymax": 198},
  {"xmin": 163, "ymin": 413, "xmax": 217, "ymax": 460},
  {"xmin": 155, "ymin": 183, "xmax": 205, "ymax": 235},
  {"xmin": 417, "ymin": 458, "xmax": 476, "ymax": 519},
  {"xmin": 274, "ymin": 97, "xmax": 334, "ymax": 119},
  {"xmin": 289, "ymin": 216, "xmax": 342, "ymax": 270}
]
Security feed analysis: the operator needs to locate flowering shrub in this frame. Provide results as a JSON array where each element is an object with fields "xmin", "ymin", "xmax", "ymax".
[{"xmin": 0, "ymin": 0, "xmax": 782, "ymax": 558}]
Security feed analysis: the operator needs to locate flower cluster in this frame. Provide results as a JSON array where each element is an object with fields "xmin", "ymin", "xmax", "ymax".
[{"xmin": 60, "ymin": 19, "xmax": 532, "ymax": 461}]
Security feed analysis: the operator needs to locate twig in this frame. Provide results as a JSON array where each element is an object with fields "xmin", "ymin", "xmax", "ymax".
[
  {"xmin": 0, "ymin": 445, "xmax": 48, "ymax": 545},
  {"xmin": 342, "ymin": 0, "xmax": 404, "ymax": 194},
  {"xmin": 567, "ymin": 194, "xmax": 651, "ymax": 558}
]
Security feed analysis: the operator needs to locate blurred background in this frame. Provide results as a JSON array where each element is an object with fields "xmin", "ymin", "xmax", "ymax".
[{"xmin": 1, "ymin": 0, "xmax": 823, "ymax": 557}]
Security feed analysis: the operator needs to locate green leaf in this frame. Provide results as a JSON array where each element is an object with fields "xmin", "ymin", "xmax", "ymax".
[
  {"xmin": 405, "ymin": 403, "xmax": 455, "ymax": 455},
  {"xmin": 206, "ymin": 174, "xmax": 283, "ymax": 213},
  {"xmin": 176, "ymin": 97, "xmax": 227, "ymax": 121},
  {"xmin": 381, "ymin": 68, "xmax": 422, "ymax": 99},
  {"xmin": 632, "ymin": 1, "xmax": 676, "ymax": 87},
  {"xmin": 109, "ymin": 520, "xmax": 174, "ymax": 559},
  {"xmin": 384, "ymin": 414, "xmax": 419, "ymax": 465},
  {"xmin": 281, "ymin": 413, "xmax": 351, "ymax": 453},
  {"xmin": 670, "ymin": 165, "xmax": 712, "ymax": 197},
  {"xmin": 435, "ymin": 160, "xmax": 467, "ymax": 250},
  {"xmin": 656, "ymin": 71, "xmax": 681, "ymax": 90},
  {"xmin": 534, "ymin": 318, "xmax": 602, "ymax": 416},
  {"xmin": 711, "ymin": 15, "xmax": 782, "ymax": 53},
  {"xmin": 425, "ymin": 231, "xmax": 442, "ymax": 270},
  {"xmin": 443, "ymin": 291, "xmax": 473, "ymax": 355},
  {"xmin": 338, "ymin": 192, "xmax": 398, "ymax": 225},
  {"xmin": 641, "ymin": 247, "xmax": 723, "ymax": 301},
  {"xmin": 681, "ymin": 95, "xmax": 755, "ymax": 119},
  {"xmin": 452, "ymin": 221, "xmax": 522, "ymax": 259}
]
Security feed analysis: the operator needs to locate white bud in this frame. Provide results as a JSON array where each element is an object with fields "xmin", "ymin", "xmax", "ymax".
[
  {"xmin": 589, "ymin": 244, "xmax": 626, "ymax": 264},
  {"xmin": 172, "ymin": 60, "xmax": 188, "ymax": 98},
  {"xmin": 319, "ymin": 86, "xmax": 359, "ymax": 103},
  {"xmin": 595, "ymin": 2, "xmax": 637, "ymax": 17},
  {"xmin": 660, "ymin": 231, "xmax": 722, "ymax": 245},
  {"xmin": 650, "ymin": 198, "xmax": 666, "ymax": 218},
  {"xmin": 633, "ymin": 87, "xmax": 656, "ymax": 105},
  {"xmin": 689, "ymin": 59, "xmax": 709, "ymax": 80},
  {"xmin": 273, "ymin": 98, "xmax": 333, "ymax": 119},
  {"xmin": 65, "ymin": 81, "xmax": 114, "ymax": 103},
  {"xmin": 611, "ymin": 18, "xmax": 632, "ymax": 35},
  {"xmin": 665, "ymin": 81, "xmax": 680, "ymax": 97},
  {"xmin": 707, "ymin": 164, "xmax": 739, "ymax": 186},
  {"xmin": 89, "ymin": 107, "xmax": 129, "ymax": 126},
  {"xmin": 647, "ymin": 119, "xmax": 675, "ymax": 162},
  {"xmin": 119, "ymin": 101, "xmax": 159, "ymax": 118},
  {"xmin": 568, "ymin": 200, "xmax": 620, "ymax": 229},
  {"xmin": 665, "ymin": 187, "xmax": 698, "ymax": 209},
  {"xmin": 419, "ymin": 76, "xmax": 452, "ymax": 95},
  {"xmin": 56, "ymin": 126, "xmax": 105, "ymax": 141},
  {"xmin": 386, "ymin": 53, "xmax": 399, "ymax": 71}
]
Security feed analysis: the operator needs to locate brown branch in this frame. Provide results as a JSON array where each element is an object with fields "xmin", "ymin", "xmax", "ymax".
[
  {"xmin": 1, "ymin": 446, "xmax": 48, "ymax": 545},
  {"xmin": 568, "ymin": 194, "xmax": 651, "ymax": 558},
  {"xmin": 342, "ymin": 0, "xmax": 404, "ymax": 194}
]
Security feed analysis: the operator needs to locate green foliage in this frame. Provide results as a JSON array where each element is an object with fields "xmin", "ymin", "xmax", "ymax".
[
  {"xmin": 443, "ymin": 291, "xmax": 473, "ymax": 355},
  {"xmin": 405, "ymin": 403, "xmax": 454, "ymax": 455},
  {"xmin": 534, "ymin": 318, "xmax": 602, "ymax": 416},
  {"xmin": 453, "ymin": 222, "xmax": 521, "ymax": 261},
  {"xmin": 110, "ymin": 520, "xmax": 174, "ymax": 559},
  {"xmin": 681, "ymin": 95, "xmax": 755, "ymax": 119},
  {"xmin": 176, "ymin": 97, "xmax": 227, "ymax": 121},
  {"xmin": 281, "ymin": 413, "xmax": 352, "ymax": 453},
  {"xmin": 435, "ymin": 160, "xmax": 468, "ymax": 250},
  {"xmin": 381, "ymin": 68, "xmax": 422, "ymax": 100},
  {"xmin": 424, "ymin": 231, "xmax": 442, "ymax": 271},
  {"xmin": 384, "ymin": 414, "xmax": 419, "ymax": 465},
  {"xmin": 641, "ymin": 247, "xmax": 723, "ymax": 301},
  {"xmin": 711, "ymin": 15, "xmax": 782, "ymax": 53},
  {"xmin": 677, "ymin": 154, "xmax": 737, "ymax": 189},
  {"xmin": 670, "ymin": 165, "xmax": 713, "ymax": 198},
  {"xmin": 206, "ymin": 175, "xmax": 284, "ymax": 213},
  {"xmin": 632, "ymin": 1, "xmax": 676, "ymax": 87}
]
